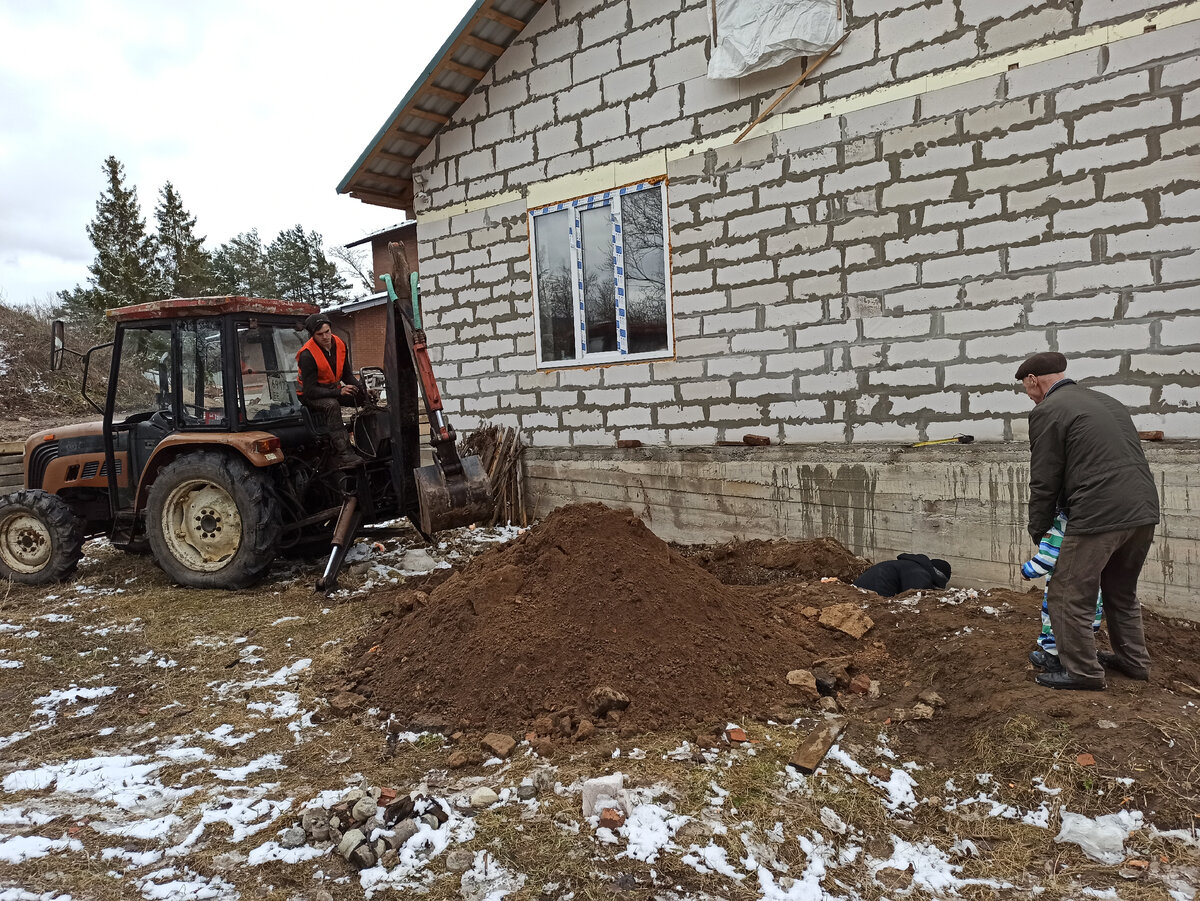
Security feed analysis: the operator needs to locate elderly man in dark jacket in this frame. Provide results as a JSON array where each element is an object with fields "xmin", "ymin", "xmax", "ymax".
[{"xmin": 1017, "ymin": 351, "xmax": 1159, "ymax": 691}]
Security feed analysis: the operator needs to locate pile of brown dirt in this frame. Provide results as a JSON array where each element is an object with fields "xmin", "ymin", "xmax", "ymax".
[
  {"xmin": 680, "ymin": 536, "xmax": 871, "ymax": 585},
  {"xmin": 354, "ymin": 503, "xmax": 867, "ymax": 730},
  {"xmin": 353, "ymin": 503, "xmax": 1200, "ymax": 824}
]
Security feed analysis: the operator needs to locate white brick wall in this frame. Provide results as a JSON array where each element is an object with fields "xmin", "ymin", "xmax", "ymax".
[{"xmin": 409, "ymin": 0, "xmax": 1198, "ymax": 449}]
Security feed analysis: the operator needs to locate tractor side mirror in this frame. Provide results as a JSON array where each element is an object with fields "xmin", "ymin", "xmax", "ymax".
[{"xmin": 50, "ymin": 321, "xmax": 66, "ymax": 371}]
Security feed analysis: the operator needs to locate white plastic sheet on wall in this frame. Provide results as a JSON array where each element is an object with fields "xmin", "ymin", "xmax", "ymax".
[{"xmin": 707, "ymin": 0, "xmax": 844, "ymax": 80}]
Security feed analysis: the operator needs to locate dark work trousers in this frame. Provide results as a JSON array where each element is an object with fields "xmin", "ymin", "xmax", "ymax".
[
  {"xmin": 1046, "ymin": 524, "xmax": 1155, "ymax": 680},
  {"xmin": 303, "ymin": 396, "xmax": 356, "ymax": 459}
]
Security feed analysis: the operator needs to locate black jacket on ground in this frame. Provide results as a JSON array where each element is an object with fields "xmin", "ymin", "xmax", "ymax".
[
  {"xmin": 1027, "ymin": 380, "xmax": 1159, "ymax": 541},
  {"xmin": 852, "ymin": 554, "xmax": 950, "ymax": 597}
]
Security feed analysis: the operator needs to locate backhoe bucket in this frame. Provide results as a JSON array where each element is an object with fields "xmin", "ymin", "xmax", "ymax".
[{"xmin": 413, "ymin": 454, "xmax": 493, "ymax": 534}]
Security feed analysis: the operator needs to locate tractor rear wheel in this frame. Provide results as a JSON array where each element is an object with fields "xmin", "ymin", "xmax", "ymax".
[
  {"xmin": 146, "ymin": 451, "xmax": 281, "ymax": 589},
  {"xmin": 0, "ymin": 490, "xmax": 84, "ymax": 585}
]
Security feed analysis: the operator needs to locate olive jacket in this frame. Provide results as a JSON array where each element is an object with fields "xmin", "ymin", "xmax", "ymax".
[{"xmin": 1026, "ymin": 380, "xmax": 1159, "ymax": 541}]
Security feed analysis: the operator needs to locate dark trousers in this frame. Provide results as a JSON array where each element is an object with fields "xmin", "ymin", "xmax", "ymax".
[
  {"xmin": 1046, "ymin": 524, "xmax": 1155, "ymax": 679},
  {"xmin": 303, "ymin": 396, "xmax": 354, "ymax": 455}
]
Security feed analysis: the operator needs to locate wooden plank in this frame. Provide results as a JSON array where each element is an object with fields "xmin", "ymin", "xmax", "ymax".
[
  {"xmin": 407, "ymin": 108, "xmax": 451, "ymax": 126},
  {"xmin": 391, "ymin": 130, "xmax": 433, "ymax": 147},
  {"xmin": 420, "ymin": 85, "xmax": 468, "ymax": 105},
  {"xmin": 462, "ymin": 34, "xmax": 506, "ymax": 57},
  {"xmin": 788, "ymin": 718, "xmax": 847, "ymax": 773},
  {"xmin": 441, "ymin": 59, "xmax": 487, "ymax": 82},
  {"xmin": 0, "ymin": 461, "xmax": 23, "ymax": 477},
  {"xmin": 478, "ymin": 5, "xmax": 525, "ymax": 31},
  {"xmin": 376, "ymin": 150, "xmax": 416, "ymax": 167},
  {"xmin": 349, "ymin": 189, "xmax": 409, "ymax": 211},
  {"xmin": 0, "ymin": 442, "xmax": 24, "ymax": 454}
]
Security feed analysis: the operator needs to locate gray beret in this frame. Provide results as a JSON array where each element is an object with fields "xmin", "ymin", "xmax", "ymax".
[{"xmin": 1015, "ymin": 351, "xmax": 1067, "ymax": 380}]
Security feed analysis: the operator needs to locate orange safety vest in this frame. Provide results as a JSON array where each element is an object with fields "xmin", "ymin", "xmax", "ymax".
[{"xmin": 296, "ymin": 335, "xmax": 347, "ymax": 397}]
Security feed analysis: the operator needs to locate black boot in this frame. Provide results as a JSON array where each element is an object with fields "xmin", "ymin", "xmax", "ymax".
[{"xmin": 1028, "ymin": 649, "xmax": 1063, "ymax": 672}]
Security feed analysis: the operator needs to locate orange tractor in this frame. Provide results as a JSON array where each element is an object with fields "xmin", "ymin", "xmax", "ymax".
[{"xmin": 0, "ymin": 294, "xmax": 490, "ymax": 590}]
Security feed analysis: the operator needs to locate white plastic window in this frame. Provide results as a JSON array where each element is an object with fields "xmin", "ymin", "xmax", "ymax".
[{"xmin": 529, "ymin": 180, "xmax": 673, "ymax": 368}]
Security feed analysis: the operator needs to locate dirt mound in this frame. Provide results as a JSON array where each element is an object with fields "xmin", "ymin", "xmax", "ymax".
[
  {"xmin": 354, "ymin": 503, "xmax": 866, "ymax": 730},
  {"xmin": 681, "ymin": 536, "xmax": 871, "ymax": 585}
]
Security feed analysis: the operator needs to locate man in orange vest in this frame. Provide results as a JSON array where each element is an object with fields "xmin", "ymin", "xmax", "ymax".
[{"xmin": 297, "ymin": 313, "xmax": 364, "ymax": 469}]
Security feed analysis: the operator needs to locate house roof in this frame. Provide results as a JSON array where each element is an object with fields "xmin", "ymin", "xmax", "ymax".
[
  {"xmin": 336, "ymin": 0, "xmax": 544, "ymax": 213},
  {"xmin": 343, "ymin": 220, "xmax": 417, "ymax": 249}
]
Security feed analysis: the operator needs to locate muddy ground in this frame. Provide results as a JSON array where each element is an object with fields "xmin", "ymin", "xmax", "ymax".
[{"xmin": 0, "ymin": 501, "xmax": 1197, "ymax": 900}]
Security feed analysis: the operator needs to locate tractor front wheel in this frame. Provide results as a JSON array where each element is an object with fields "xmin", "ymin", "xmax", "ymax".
[
  {"xmin": 146, "ymin": 452, "xmax": 281, "ymax": 589},
  {"xmin": 0, "ymin": 490, "xmax": 84, "ymax": 585}
]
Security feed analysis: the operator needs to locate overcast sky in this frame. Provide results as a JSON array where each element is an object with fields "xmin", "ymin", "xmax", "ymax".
[{"xmin": 0, "ymin": 0, "xmax": 474, "ymax": 307}]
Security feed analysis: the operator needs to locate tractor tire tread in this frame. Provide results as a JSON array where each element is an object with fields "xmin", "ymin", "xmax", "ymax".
[{"xmin": 0, "ymin": 489, "xmax": 85, "ymax": 585}]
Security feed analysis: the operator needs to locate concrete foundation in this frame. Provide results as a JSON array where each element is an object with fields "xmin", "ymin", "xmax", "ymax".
[{"xmin": 524, "ymin": 442, "xmax": 1200, "ymax": 622}]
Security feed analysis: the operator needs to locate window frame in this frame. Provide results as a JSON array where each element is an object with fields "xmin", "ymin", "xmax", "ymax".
[{"xmin": 528, "ymin": 179, "xmax": 674, "ymax": 369}]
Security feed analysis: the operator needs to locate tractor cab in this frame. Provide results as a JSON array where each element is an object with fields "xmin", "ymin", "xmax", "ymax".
[{"xmin": 90, "ymin": 297, "xmax": 318, "ymax": 511}]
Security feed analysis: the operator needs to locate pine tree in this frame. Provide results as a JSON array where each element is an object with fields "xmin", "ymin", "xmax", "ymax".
[
  {"xmin": 210, "ymin": 230, "xmax": 277, "ymax": 297},
  {"xmin": 154, "ymin": 181, "xmax": 211, "ymax": 298},
  {"xmin": 58, "ymin": 156, "xmax": 158, "ymax": 322},
  {"xmin": 268, "ymin": 225, "xmax": 351, "ymax": 307}
]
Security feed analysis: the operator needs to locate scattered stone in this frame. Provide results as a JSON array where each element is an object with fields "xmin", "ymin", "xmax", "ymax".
[
  {"xmin": 342, "ymin": 789, "xmax": 365, "ymax": 804},
  {"xmin": 811, "ymin": 668, "xmax": 838, "ymax": 696},
  {"xmin": 598, "ymin": 807, "xmax": 626, "ymax": 829},
  {"xmin": 422, "ymin": 813, "xmax": 441, "ymax": 829},
  {"xmin": 389, "ymin": 819, "xmax": 419, "ymax": 849},
  {"xmin": 818, "ymin": 696, "xmax": 841, "ymax": 714},
  {"xmin": 470, "ymin": 787, "xmax": 499, "ymax": 809},
  {"xmin": 279, "ymin": 826, "xmax": 306, "ymax": 849},
  {"xmin": 574, "ymin": 719, "xmax": 596, "ymax": 742},
  {"xmin": 910, "ymin": 702, "xmax": 935, "ymax": 720},
  {"xmin": 1097, "ymin": 719, "xmax": 1119, "ymax": 730},
  {"xmin": 516, "ymin": 783, "xmax": 538, "ymax": 801},
  {"xmin": 364, "ymin": 816, "xmax": 384, "ymax": 835},
  {"xmin": 328, "ymin": 815, "xmax": 342, "ymax": 831},
  {"xmin": 373, "ymin": 838, "xmax": 387, "ymax": 859},
  {"xmin": 582, "ymin": 773, "xmax": 624, "ymax": 817},
  {"xmin": 351, "ymin": 797, "xmax": 378, "ymax": 823},
  {"xmin": 446, "ymin": 848, "xmax": 475, "ymax": 872},
  {"xmin": 531, "ymin": 738, "xmax": 555, "ymax": 758},
  {"xmin": 329, "ymin": 691, "xmax": 367, "ymax": 717},
  {"xmin": 380, "ymin": 849, "xmax": 399, "ymax": 869},
  {"xmin": 801, "ymin": 606, "xmax": 821, "ymax": 619},
  {"xmin": 786, "ymin": 669, "xmax": 820, "ymax": 700},
  {"xmin": 849, "ymin": 674, "xmax": 873, "ymax": 695},
  {"xmin": 301, "ymin": 808, "xmax": 330, "ymax": 841},
  {"xmin": 209, "ymin": 851, "xmax": 247, "ymax": 872},
  {"xmin": 338, "ymin": 828, "xmax": 367, "ymax": 860},
  {"xmin": 917, "ymin": 689, "xmax": 945, "ymax": 708},
  {"xmin": 447, "ymin": 750, "xmax": 477, "ymax": 769},
  {"xmin": 586, "ymin": 686, "xmax": 631, "ymax": 718},
  {"xmin": 531, "ymin": 715, "xmax": 555, "ymax": 736},
  {"xmin": 531, "ymin": 768, "xmax": 555, "ymax": 792},
  {"xmin": 313, "ymin": 892, "xmax": 334, "ymax": 901},
  {"xmin": 348, "ymin": 844, "xmax": 376, "ymax": 869},
  {"xmin": 726, "ymin": 726, "xmax": 748, "ymax": 743},
  {"xmin": 481, "ymin": 733, "xmax": 517, "ymax": 759},
  {"xmin": 868, "ymin": 680, "xmax": 881, "ymax": 700},
  {"xmin": 402, "ymin": 548, "xmax": 438, "ymax": 571},
  {"xmin": 818, "ymin": 604, "xmax": 875, "ymax": 639}
]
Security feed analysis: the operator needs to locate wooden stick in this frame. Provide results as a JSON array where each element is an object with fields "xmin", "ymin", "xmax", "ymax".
[
  {"xmin": 837, "ymin": 0, "xmax": 842, "ymax": 21},
  {"xmin": 733, "ymin": 30, "xmax": 850, "ymax": 145}
]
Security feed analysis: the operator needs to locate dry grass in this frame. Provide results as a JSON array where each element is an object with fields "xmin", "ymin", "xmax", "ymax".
[{"xmin": 0, "ymin": 545, "xmax": 1196, "ymax": 901}]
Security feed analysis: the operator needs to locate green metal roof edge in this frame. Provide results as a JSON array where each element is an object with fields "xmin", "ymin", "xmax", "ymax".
[{"xmin": 336, "ymin": 0, "xmax": 492, "ymax": 195}]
